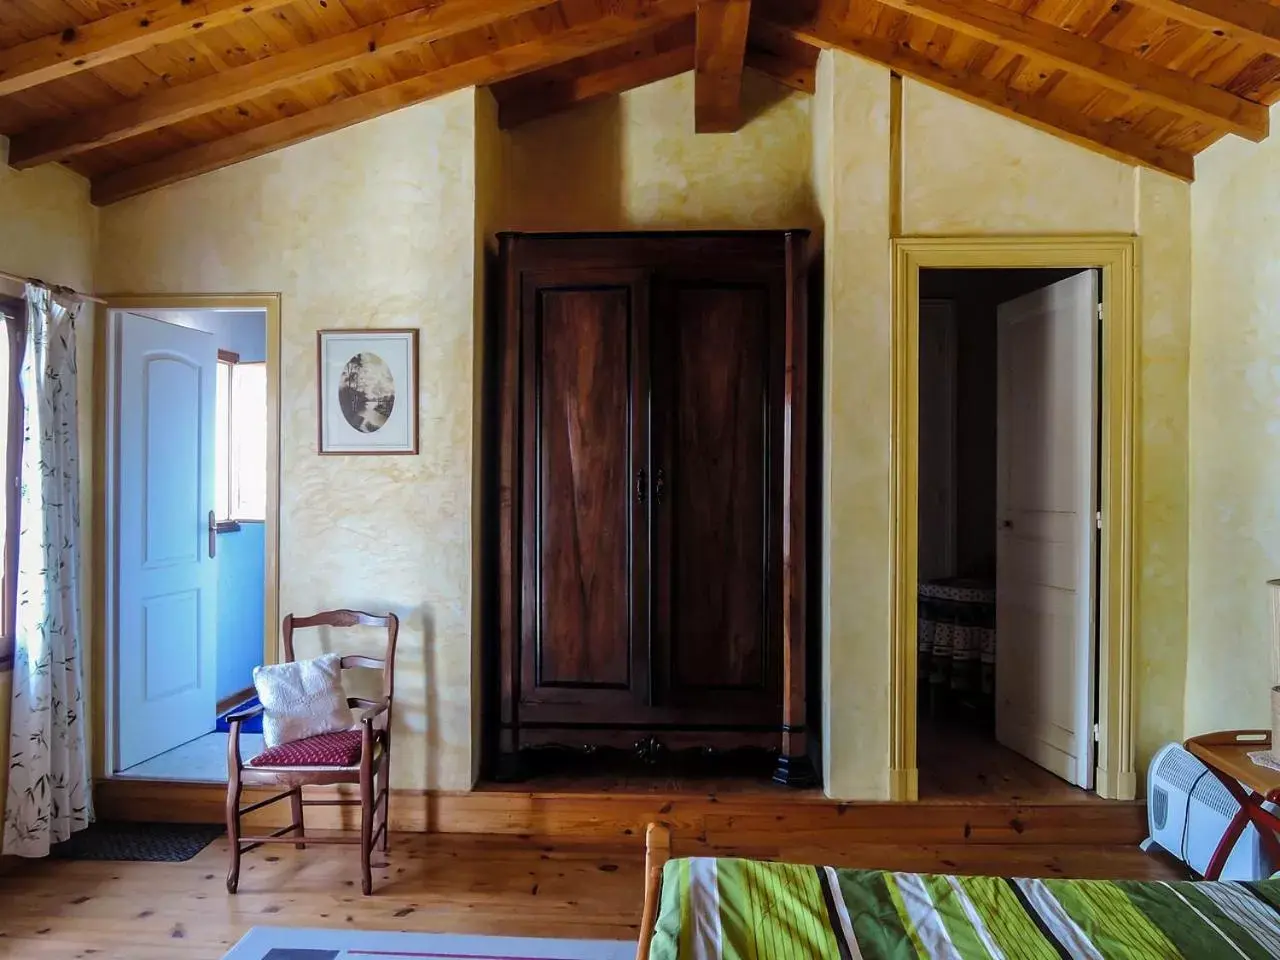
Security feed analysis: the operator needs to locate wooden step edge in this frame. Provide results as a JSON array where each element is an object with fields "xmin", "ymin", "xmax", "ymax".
[{"xmin": 94, "ymin": 779, "xmax": 1148, "ymax": 846}]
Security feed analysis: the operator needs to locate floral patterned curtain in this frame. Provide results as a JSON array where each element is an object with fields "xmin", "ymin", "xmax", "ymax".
[{"xmin": 3, "ymin": 283, "xmax": 91, "ymax": 857}]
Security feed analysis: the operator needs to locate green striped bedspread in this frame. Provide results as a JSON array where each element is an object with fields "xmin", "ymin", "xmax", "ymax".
[{"xmin": 648, "ymin": 857, "xmax": 1280, "ymax": 959}]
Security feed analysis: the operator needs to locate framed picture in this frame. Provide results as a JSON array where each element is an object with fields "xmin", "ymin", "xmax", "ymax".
[{"xmin": 317, "ymin": 329, "xmax": 419, "ymax": 455}]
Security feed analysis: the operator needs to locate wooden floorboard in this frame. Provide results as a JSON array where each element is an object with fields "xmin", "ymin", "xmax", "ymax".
[
  {"xmin": 918, "ymin": 715, "xmax": 1101, "ymax": 803},
  {"xmin": 0, "ymin": 832, "xmax": 1182, "ymax": 959}
]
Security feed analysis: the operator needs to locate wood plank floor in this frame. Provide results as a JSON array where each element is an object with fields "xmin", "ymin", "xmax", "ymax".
[
  {"xmin": 918, "ymin": 716, "xmax": 1100, "ymax": 802},
  {"xmin": 0, "ymin": 832, "xmax": 1181, "ymax": 959}
]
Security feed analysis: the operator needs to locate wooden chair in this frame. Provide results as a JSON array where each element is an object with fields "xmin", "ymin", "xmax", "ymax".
[{"xmin": 225, "ymin": 609, "xmax": 398, "ymax": 895}]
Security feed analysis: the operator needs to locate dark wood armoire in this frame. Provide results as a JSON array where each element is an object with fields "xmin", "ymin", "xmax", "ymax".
[{"xmin": 489, "ymin": 230, "xmax": 814, "ymax": 786}]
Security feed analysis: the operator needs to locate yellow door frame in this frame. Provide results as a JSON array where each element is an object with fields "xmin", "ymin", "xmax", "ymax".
[
  {"xmin": 889, "ymin": 237, "xmax": 1138, "ymax": 802},
  {"xmin": 93, "ymin": 293, "xmax": 282, "ymax": 780}
]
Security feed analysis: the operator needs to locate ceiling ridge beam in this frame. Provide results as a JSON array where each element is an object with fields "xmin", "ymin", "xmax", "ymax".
[
  {"xmin": 773, "ymin": 14, "xmax": 1195, "ymax": 181},
  {"xmin": 497, "ymin": 43, "xmax": 695, "ymax": 128},
  {"xmin": 10, "ymin": 0, "xmax": 558, "ymax": 170},
  {"xmin": 0, "ymin": 0, "xmax": 297, "ymax": 98},
  {"xmin": 869, "ymin": 0, "xmax": 1268, "ymax": 142},
  {"xmin": 694, "ymin": 0, "xmax": 752, "ymax": 132},
  {"xmin": 91, "ymin": 0, "xmax": 698, "ymax": 205},
  {"xmin": 1126, "ymin": 0, "xmax": 1280, "ymax": 59}
]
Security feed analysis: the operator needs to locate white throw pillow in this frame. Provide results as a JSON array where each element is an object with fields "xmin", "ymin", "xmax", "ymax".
[{"xmin": 253, "ymin": 653, "xmax": 353, "ymax": 747}]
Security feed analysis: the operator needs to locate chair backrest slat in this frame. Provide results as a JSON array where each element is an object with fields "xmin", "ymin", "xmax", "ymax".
[{"xmin": 281, "ymin": 609, "xmax": 398, "ymax": 703}]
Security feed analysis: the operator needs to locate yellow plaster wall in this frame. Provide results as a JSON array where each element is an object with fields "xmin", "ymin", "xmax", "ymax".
[
  {"xmin": 84, "ymin": 55, "xmax": 1193, "ymax": 801},
  {"xmin": 499, "ymin": 70, "xmax": 819, "ymax": 231},
  {"xmin": 1135, "ymin": 172, "xmax": 1191, "ymax": 767},
  {"xmin": 900, "ymin": 83, "xmax": 1136, "ymax": 236},
  {"xmin": 95, "ymin": 91, "xmax": 482, "ymax": 790},
  {"xmin": 0, "ymin": 138, "xmax": 98, "ymax": 827},
  {"xmin": 1185, "ymin": 129, "xmax": 1280, "ymax": 737},
  {"xmin": 812, "ymin": 63, "xmax": 1190, "ymax": 797},
  {"xmin": 812, "ymin": 51, "xmax": 894, "ymax": 799}
]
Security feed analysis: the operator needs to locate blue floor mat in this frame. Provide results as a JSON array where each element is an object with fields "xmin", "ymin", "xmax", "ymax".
[{"xmin": 216, "ymin": 694, "xmax": 263, "ymax": 733}]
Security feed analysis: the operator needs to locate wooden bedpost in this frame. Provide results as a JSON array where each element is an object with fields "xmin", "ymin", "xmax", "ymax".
[{"xmin": 636, "ymin": 822, "xmax": 671, "ymax": 960}]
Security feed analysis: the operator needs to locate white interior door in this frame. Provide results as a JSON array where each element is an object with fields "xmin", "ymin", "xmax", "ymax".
[
  {"xmin": 918, "ymin": 299, "xmax": 958, "ymax": 582},
  {"xmin": 116, "ymin": 312, "xmax": 218, "ymax": 770},
  {"xmin": 995, "ymin": 271, "xmax": 1099, "ymax": 788}
]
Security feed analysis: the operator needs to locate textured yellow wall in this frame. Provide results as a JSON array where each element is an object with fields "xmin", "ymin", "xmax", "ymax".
[
  {"xmin": 96, "ymin": 91, "xmax": 482, "ymax": 790},
  {"xmin": 1185, "ymin": 129, "xmax": 1280, "ymax": 737},
  {"xmin": 901, "ymin": 84, "xmax": 1135, "ymax": 236},
  {"xmin": 0, "ymin": 138, "xmax": 98, "ymax": 826},
  {"xmin": 500, "ymin": 70, "xmax": 818, "ymax": 231},
  {"xmin": 812, "ymin": 52, "xmax": 894, "ymax": 799},
  {"xmin": 85, "ymin": 57, "xmax": 1195, "ymax": 801},
  {"xmin": 810, "ymin": 63, "xmax": 1191, "ymax": 797},
  {"xmin": 1135, "ymin": 172, "xmax": 1191, "ymax": 768}
]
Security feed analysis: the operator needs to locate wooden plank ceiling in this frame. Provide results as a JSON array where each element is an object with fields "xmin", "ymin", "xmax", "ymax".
[{"xmin": 2, "ymin": 0, "xmax": 1279, "ymax": 204}]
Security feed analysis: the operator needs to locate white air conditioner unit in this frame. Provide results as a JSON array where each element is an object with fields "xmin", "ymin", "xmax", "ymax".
[{"xmin": 1144, "ymin": 742, "xmax": 1275, "ymax": 880}]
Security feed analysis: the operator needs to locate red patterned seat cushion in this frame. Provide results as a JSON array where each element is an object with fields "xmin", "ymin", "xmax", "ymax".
[{"xmin": 249, "ymin": 729, "xmax": 363, "ymax": 768}]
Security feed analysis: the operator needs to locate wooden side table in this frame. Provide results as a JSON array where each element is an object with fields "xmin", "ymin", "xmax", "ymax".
[{"xmin": 1184, "ymin": 730, "xmax": 1280, "ymax": 879}]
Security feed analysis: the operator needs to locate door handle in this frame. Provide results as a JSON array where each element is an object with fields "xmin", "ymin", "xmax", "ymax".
[
  {"xmin": 1000, "ymin": 520, "xmax": 1013, "ymax": 530},
  {"xmin": 208, "ymin": 510, "xmax": 217, "ymax": 559},
  {"xmin": 654, "ymin": 467, "xmax": 665, "ymax": 506},
  {"xmin": 636, "ymin": 468, "xmax": 647, "ymax": 505}
]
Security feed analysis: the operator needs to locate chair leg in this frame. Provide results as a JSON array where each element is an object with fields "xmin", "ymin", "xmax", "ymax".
[
  {"xmin": 290, "ymin": 786, "xmax": 306, "ymax": 850},
  {"xmin": 380, "ymin": 749, "xmax": 391, "ymax": 853},
  {"xmin": 225, "ymin": 773, "xmax": 243, "ymax": 894},
  {"xmin": 360, "ymin": 769, "xmax": 374, "ymax": 895}
]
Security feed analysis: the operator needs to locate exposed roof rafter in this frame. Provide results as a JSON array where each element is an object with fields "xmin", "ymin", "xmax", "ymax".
[
  {"xmin": 744, "ymin": 20, "xmax": 819, "ymax": 94},
  {"xmin": 1126, "ymin": 0, "xmax": 1280, "ymax": 59},
  {"xmin": 10, "ymin": 0, "xmax": 559, "ymax": 169},
  {"xmin": 694, "ymin": 0, "xmax": 753, "ymax": 132},
  {"xmin": 769, "ymin": 10, "xmax": 1196, "ymax": 181},
  {"xmin": 0, "ymin": 0, "xmax": 297, "ymax": 98},
  {"xmin": 494, "ymin": 19, "xmax": 697, "ymax": 129},
  {"xmin": 91, "ymin": 0, "xmax": 699, "ymax": 204},
  {"xmin": 0, "ymin": 0, "xmax": 1274, "ymax": 200},
  {"xmin": 871, "ymin": 0, "xmax": 1268, "ymax": 142}
]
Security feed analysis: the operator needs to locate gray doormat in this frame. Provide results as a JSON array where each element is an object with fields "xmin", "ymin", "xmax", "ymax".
[{"xmin": 50, "ymin": 821, "xmax": 224, "ymax": 862}]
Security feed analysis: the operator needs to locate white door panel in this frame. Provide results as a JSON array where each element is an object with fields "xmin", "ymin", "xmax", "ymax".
[
  {"xmin": 117, "ymin": 312, "xmax": 218, "ymax": 770},
  {"xmin": 995, "ymin": 271, "xmax": 1099, "ymax": 789}
]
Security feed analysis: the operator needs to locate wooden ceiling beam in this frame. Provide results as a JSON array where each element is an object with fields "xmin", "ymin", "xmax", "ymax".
[
  {"xmin": 868, "ymin": 0, "xmax": 1268, "ymax": 142},
  {"xmin": 1125, "ymin": 0, "xmax": 1280, "ymax": 59},
  {"xmin": 493, "ymin": 20, "xmax": 696, "ymax": 129},
  {"xmin": 744, "ymin": 45, "xmax": 816, "ymax": 93},
  {"xmin": 744, "ymin": 21, "xmax": 819, "ymax": 93},
  {"xmin": 770, "ymin": 13, "xmax": 1195, "ymax": 181},
  {"xmin": 10, "ymin": 0, "xmax": 556, "ymax": 169},
  {"xmin": 496, "ymin": 43, "xmax": 695, "ymax": 128},
  {"xmin": 0, "ymin": 0, "xmax": 297, "ymax": 98},
  {"xmin": 694, "ymin": 0, "xmax": 752, "ymax": 132},
  {"xmin": 91, "ymin": 0, "xmax": 697, "ymax": 205}
]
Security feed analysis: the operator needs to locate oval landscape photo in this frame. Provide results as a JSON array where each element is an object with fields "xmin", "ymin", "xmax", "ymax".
[{"xmin": 338, "ymin": 351, "xmax": 396, "ymax": 434}]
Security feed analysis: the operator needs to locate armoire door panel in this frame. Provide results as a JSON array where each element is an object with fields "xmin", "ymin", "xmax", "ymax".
[
  {"xmin": 518, "ymin": 274, "xmax": 649, "ymax": 712},
  {"xmin": 537, "ymin": 288, "xmax": 631, "ymax": 688},
  {"xmin": 654, "ymin": 280, "xmax": 780, "ymax": 715}
]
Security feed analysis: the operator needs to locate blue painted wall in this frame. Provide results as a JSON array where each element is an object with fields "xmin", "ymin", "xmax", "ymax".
[{"xmin": 216, "ymin": 521, "xmax": 265, "ymax": 702}]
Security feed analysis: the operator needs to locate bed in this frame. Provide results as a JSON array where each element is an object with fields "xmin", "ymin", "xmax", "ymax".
[{"xmin": 634, "ymin": 824, "xmax": 1280, "ymax": 959}]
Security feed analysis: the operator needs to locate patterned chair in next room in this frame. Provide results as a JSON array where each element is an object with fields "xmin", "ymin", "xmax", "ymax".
[{"xmin": 224, "ymin": 609, "xmax": 398, "ymax": 895}]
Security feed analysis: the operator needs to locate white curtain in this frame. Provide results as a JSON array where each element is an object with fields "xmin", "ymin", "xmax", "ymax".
[{"xmin": 3, "ymin": 284, "xmax": 91, "ymax": 857}]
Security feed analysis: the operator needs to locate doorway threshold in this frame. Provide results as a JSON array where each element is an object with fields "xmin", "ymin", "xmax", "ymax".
[
  {"xmin": 115, "ymin": 731, "xmax": 263, "ymax": 783},
  {"xmin": 918, "ymin": 715, "xmax": 1103, "ymax": 804}
]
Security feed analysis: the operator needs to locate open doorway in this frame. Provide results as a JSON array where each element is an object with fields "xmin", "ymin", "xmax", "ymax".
[
  {"xmin": 100, "ymin": 299, "xmax": 279, "ymax": 783},
  {"xmin": 915, "ymin": 267, "xmax": 1101, "ymax": 802}
]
